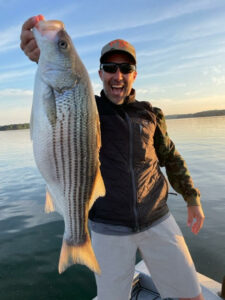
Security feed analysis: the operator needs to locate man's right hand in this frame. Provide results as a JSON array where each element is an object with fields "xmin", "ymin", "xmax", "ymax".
[{"xmin": 20, "ymin": 15, "xmax": 44, "ymax": 62}]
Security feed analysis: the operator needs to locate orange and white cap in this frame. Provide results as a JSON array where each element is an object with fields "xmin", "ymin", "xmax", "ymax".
[{"xmin": 100, "ymin": 39, "xmax": 136, "ymax": 64}]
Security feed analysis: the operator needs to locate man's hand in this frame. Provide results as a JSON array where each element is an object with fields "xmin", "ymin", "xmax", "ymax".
[
  {"xmin": 187, "ymin": 205, "xmax": 205, "ymax": 235},
  {"xmin": 20, "ymin": 15, "xmax": 44, "ymax": 62}
]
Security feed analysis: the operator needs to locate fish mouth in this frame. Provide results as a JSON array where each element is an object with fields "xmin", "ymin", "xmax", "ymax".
[{"xmin": 35, "ymin": 20, "xmax": 65, "ymax": 38}]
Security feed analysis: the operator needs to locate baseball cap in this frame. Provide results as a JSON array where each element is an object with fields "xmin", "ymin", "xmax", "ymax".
[{"xmin": 100, "ymin": 39, "xmax": 136, "ymax": 64}]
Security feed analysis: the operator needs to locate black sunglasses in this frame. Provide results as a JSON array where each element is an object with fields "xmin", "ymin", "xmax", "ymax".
[{"xmin": 100, "ymin": 63, "xmax": 136, "ymax": 74}]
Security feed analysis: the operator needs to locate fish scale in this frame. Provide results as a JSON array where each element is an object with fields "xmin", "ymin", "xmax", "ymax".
[
  {"xmin": 53, "ymin": 87, "xmax": 93, "ymax": 243},
  {"xmin": 31, "ymin": 19, "xmax": 105, "ymax": 274}
]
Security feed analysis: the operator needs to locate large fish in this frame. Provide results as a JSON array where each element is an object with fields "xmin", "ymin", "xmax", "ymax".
[{"xmin": 31, "ymin": 19, "xmax": 105, "ymax": 274}]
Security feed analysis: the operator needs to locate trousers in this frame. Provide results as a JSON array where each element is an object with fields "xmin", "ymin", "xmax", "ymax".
[{"xmin": 91, "ymin": 214, "xmax": 201, "ymax": 300}]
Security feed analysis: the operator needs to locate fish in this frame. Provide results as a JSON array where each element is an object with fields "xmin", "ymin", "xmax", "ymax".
[{"xmin": 31, "ymin": 19, "xmax": 105, "ymax": 274}]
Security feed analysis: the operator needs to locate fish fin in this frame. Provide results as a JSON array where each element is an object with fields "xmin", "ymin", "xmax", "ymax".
[
  {"xmin": 45, "ymin": 188, "xmax": 55, "ymax": 213},
  {"xmin": 43, "ymin": 86, "xmax": 57, "ymax": 126},
  {"xmin": 88, "ymin": 165, "xmax": 106, "ymax": 210},
  {"xmin": 96, "ymin": 114, "xmax": 102, "ymax": 151},
  {"xmin": 58, "ymin": 234, "xmax": 101, "ymax": 274},
  {"xmin": 30, "ymin": 104, "xmax": 34, "ymax": 140}
]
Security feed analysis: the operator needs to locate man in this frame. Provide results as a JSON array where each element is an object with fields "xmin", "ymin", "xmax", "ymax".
[{"xmin": 21, "ymin": 16, "xmax": 205, "ymax": 300}]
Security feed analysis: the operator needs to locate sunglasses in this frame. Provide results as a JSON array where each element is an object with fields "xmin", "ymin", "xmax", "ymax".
[{"xmin": 100, "ymin": 63, "xmax": 136, "ymax": 74}]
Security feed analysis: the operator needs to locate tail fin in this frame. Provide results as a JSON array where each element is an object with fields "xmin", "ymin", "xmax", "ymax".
[
  {"xmin": 58, "ymin": 233, "xmax": 100, "ymax": 274},
  {"xmin": 45, "ymin": 188, "xmax": 55, "ymax": 213}
]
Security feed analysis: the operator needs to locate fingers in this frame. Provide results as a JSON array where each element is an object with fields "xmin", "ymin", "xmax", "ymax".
[
  {"xmin": 20, "ymin": 15, "xmax": 44, "ymax": 63},
  {"xmin": 187, "ymin": 214, "xmax": 193, "ymax": 227},
  {"xmin": 187, "ymin": 205, "xmax": 205, "ymax": 235},
  {"xmin": 21, "ymin": 14, "xmax": 44, "ymax": 31},
  {"xmin": 29, "ymin": 47, "xmax": 41, "ymax": 63},
  {"xmin": 20, "ymin": 16, "xmax": 38, "ymax": 51},
  {"xmin": 21, "ymin": 16, "xmax": 38, "ymax": 32},
  {"xmin": 20, "ymin": 37, "xmax": 40, "ymax": 62},
  {"xmin": 20, "ymin": 31, "xmax": 36, "ymax": 52},
  {"xmin": 20, "ymin": 33, "xmax": 40, "ymax": 62},
  {"xmin": 191, "ymin": 215, "xmax": 204, "ymax": 235}
]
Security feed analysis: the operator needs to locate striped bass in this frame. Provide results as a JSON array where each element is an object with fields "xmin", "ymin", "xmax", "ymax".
[{"xmin": 31, "ymin": 19, "xmax": 105, "ymax": 274}]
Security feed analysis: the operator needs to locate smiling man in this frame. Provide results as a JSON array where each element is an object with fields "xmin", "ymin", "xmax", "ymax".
[
  {"xmin": 20, "ymin": 16, "xmax": 205, "ymax": 300},
  {"xmin": 99, "ymin": 42, "xmax": 137, "ymax": 105}
]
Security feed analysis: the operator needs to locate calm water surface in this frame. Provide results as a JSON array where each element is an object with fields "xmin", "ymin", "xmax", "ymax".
[{"xmin": 0, "ymin": 116, "xmax": 225, "ymax": 299}]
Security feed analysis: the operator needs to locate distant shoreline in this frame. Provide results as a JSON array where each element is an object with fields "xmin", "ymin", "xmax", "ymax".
[
  {"xmin": 166, "ymin": 109, "xmax": 225, "ymax": 120},
  {"xmin": 0, "ymin": 109, "xmax": 225, "ymax": 131},
  {"xmin": 0, "ymin": 123, "xmax": 30, "ymax": 131}
]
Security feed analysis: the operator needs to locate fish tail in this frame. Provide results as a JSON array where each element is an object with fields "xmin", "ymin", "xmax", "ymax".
[
  {"xmin": 58, "ymin": 234, "xmax": 101, "ymax": 274},
  {"xmin": 45, "ymin": 188, "xmax": 55, "ymax": 213}
]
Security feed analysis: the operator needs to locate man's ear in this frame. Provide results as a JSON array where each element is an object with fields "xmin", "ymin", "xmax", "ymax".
[
  {"xmin": 133, "ymin": 71, "xmax": 137, "ymax": 81},
  {"xmin": 98, "ymin": 69, "xmax": 103, "ymax": 81}
]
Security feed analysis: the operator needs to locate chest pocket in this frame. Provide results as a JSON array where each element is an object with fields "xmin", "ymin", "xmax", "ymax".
[{"xmin": 133, "ymin": 118, "xmax": 157, "ymax": 163}]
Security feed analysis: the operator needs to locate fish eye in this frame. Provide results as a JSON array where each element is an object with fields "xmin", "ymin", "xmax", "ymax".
[{"xmin": 58, "ymin": 40, "xmax": 68, "ymax": 49}]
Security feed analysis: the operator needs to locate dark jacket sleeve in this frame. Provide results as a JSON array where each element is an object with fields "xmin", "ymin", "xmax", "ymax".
[{"xmin": 153, "ymin": 107, "xmax": 201, "ymax": 206}]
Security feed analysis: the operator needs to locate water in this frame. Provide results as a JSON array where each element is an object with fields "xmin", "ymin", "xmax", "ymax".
[{"xmin": 0, "ymin": 116, "xmax": 225, "ymax": 299}]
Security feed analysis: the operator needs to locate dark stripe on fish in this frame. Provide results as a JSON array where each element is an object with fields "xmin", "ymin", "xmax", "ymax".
[
  {"xmin": 79, "ymin": 97, "xmax": 87, "ymax": 243},
  {"xmin": 60, "ymin": 114, "xmax": 66, "ymax": 195},
  {"xmin": 67, "ymin": 111, "xmax": 73, "ymax": 237},
  {"xmin": 74, "ymin": 96, "xmax": 80, "ymax": 242},
  {"xmin": 53, "ymin": 125, "xmax": 60, "ymax": 181}
]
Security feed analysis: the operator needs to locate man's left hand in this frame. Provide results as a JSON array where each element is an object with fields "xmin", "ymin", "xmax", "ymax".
[{"xmin": 187, "ymin": 205, "xmax": 205, "ymax": 235}]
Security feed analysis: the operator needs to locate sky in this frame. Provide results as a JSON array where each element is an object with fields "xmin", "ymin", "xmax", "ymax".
[{"xmin": 0, "ymin": 0, "xmax": 225, "ymax": 125}]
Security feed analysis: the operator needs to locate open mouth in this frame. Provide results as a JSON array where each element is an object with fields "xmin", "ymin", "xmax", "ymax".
[{"xmin": 111, "ymin": 85, "xmax": 124, "ymax": 95}]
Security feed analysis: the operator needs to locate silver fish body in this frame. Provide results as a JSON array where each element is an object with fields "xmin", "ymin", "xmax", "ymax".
[{"xmin": 31, "ymin": 20, "xmax": 105, "ymax": 274}]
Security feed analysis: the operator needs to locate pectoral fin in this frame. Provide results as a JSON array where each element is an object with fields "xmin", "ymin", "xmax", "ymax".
[
  {"xmin": 30, "ymin": 104, "xmax": 34, "ymax": 140},
  {"xmin": 88, "ymin": 165, "xmax": 106, "ymax": 211},
  {"xmin": 45, "ymin": 187, "xmax": 55, "ymax": 213},
  {"xmin": 43, "ymin": 86, "xmax": 57, "ymax": 126},
  {"xmin": 96, "ymin": 114, "xmax": 101, "ymax": 151}
]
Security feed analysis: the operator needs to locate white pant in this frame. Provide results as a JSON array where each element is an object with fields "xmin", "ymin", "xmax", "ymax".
[{"xmin": 91, "ymin": 215, "xmax": 201, "ymax": 300}]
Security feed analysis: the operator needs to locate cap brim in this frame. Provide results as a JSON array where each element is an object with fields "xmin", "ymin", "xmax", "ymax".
[{"xmin": 100, "ymin": 50, "xmax": 136, "ymax": 64}]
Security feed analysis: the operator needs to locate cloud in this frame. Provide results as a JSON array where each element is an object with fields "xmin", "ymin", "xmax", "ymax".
[
  {"xmin": 0, "ymin": 68, "xmax": 35, "ymax": 82},
  {"xmin": 45, "ymin": 3, "xmax": 80, "ymax": 20},
  {"xmin": 0, "ymin": 89, "xmax": 33, "ymax": 112},
  {"xmin": 173, "ymin": 10, "xmax": 225, "ymax": 42},
  {"xmin": 139, "ymin": 39, "xmax": 225, "ymax": 61},
  {"xmin": 151, "ymin": 94, "xmax": 225, "ymax": 115},
  {"xmin": 0, "ymin": 61, "xmax": 32, "ymax": 71},
  {"xmin": 69, "ymin": 0, "xmax": 220, "ymax": 39},
  {"xmin": 91, "ymin": 82, "xmax": 102, "ymax": 95},
  {"xmin": 203, "ymin": 65, "xmax": 225, "ymax": 85},
  {"xmin": 136, "ymin": 82, "xmax": 190, "ymax": 104},
  {"xmin": 0, "ymin": 24, "xmax": 21, "ymax": 51},
  {"xmin": 0, "ymin": 88, "xmax": 33, "ymax": 97},
  {"xmin": 0, "ymin": 107, "xmax": 31, "ymax": 125},
  {"xmin": 212, "ymin": 76, "xmax": 225, "ymax": 85},
  {"xmin": 0, "ymin": 89, "xmax": 33, "ymax": 125},
  {"xmin": 181, "ymin": 47, "xmax": 225, "ymax": 60},
  {"xmin": 87, "ymin": 68, "xmax": 99, "ymax": 75},
  {"xmin": 138, "ymin": 56, "xmax": 211, "ymax": 80},
  {"xmin": 136, "ymin": 86, "xmax": 165, "ymax": 97},
  {"xmin": 0, "ymin": 4, "xmax": 79, "ymax": 55},
  {"xmin": 0, "ymin": 43, "xmax": 19, "ymax": 53},
  {"xmin": 136, "ymin": 88, "xmax": 150, "ymax": 95},
  {"xmin": 0, "ymin": 2, "xmax": 80, "ymax": 51}
]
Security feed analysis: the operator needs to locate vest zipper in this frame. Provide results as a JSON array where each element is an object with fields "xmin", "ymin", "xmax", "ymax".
[{"xmin": 125, "ymin": 112, "xmax": 139, "ymax": 232}]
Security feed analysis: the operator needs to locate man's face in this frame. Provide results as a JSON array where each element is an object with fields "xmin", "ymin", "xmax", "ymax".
[{"xmin": 98, "ymin": 52, "xmax": 137, "ymax": 105}]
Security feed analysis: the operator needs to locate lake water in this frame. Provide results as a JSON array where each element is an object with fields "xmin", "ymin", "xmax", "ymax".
[{"xmin": 0, "ymin": 116, "xmax": 225, "ymax": 299}]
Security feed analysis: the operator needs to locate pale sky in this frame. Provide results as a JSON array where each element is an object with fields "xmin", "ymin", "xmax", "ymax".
[{"xmin": 0, "ymin": 0, "xmax": 225, "ymax": 125}]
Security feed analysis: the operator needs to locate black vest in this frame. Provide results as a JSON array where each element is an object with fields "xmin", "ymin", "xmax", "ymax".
[{"xmin": 89, "ymin": 90, "xmax": 169, "ymax": 232}]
